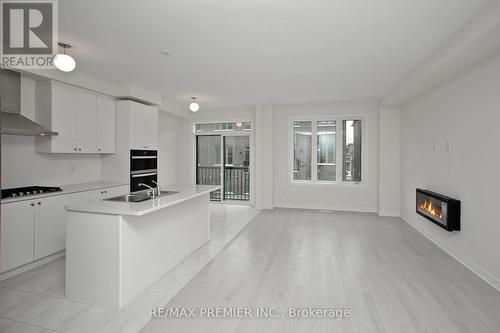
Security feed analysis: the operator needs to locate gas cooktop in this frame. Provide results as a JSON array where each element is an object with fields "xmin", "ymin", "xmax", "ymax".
[{"xmin": 1, "ymin": 186, "xmax": 63, "ymax": 200}]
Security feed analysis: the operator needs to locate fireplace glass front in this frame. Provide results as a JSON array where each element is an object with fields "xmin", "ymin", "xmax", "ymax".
[{"xmin": 416, "ymin": 189, "xmax": 460, "ymax": 232}]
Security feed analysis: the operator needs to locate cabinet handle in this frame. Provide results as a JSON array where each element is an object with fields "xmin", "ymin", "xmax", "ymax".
[
  {"xmin": 78, "ymin": 148, "xmax": 82, "ymax": 151},
  {"xmin": 74, "ymin": 148, "xmax": 78, "ymax": 151},
  {"xmin": 105, "ymin": 190, "xmax": 108, "ymax": 194},
  {"xmin": 98, "ymin": 148, "xmax": 101, "ymax": 152},
  {"xmin": 30, "ymin": 202, "xmax": 35, "ymax": 207},
  {"xmin": 37, "ymin": 202, "xmax": 41, "ymax": 205}
]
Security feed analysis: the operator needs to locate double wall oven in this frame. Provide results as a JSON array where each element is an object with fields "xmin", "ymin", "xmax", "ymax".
[{"xmin": 130, "ymin": 149, "xmax": 157, "ymax": 192}]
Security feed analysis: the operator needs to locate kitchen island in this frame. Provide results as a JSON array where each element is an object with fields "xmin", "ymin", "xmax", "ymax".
[{"xmin": 65, "ymin": 184, "xmax": 220, "ymax": 309}]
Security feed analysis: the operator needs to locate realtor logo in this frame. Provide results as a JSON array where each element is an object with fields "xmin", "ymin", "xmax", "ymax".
[{"xmin": 1, "ymin": 0, "xmax": 58, "ymax": 68}]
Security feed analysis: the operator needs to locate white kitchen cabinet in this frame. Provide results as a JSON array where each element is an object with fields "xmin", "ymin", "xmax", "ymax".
[
  {"xmin": 0, "ymin": 201, "xmax": 35, "ymax": 273},
  {"xmin": 89, "ymin": 185, "xmax": 129, "ymax": 200},
  {"xmin": 47, "ymin": 83, "xmax": 78, "ymax": 152},
  {"xmin": 96, "ymin": 96, "xmax": 116, "ymax": 153},
  {"xmin": 0, "ymin": 184, "xmax": 129, "ymax": 273},
  {"xmin": 143, "ymin": 108, "xmax": 158, "ymax": 150},
  {"xmin": 102, "ymin": 101, "xmax": 159, "ymax": 182},
  {"xmin": 128, "ymin": 101, "xmax": 158, "ymax": 150},
  {"xmin": 34, "ymin": 195, "xmax": 70, "ymax": 260},
  {"xmin": 35, "ymin": 81, "xmax": 116, "ymax": 154},
  {"xmin": 76, "ymin": 91, "xmax": 97, "ymax": 153}
]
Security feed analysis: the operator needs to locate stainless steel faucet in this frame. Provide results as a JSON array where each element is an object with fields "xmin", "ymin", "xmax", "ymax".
[
  {"xmin": 138, "ymin": 183, "xmax": 156, "ymax": 198},
  {"xmin": 152, "ymin": 180, "xmax": 161, "ymax": 195}
]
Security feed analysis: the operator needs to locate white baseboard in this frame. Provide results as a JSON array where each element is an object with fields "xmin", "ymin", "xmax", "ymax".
[
  {"xmin": 378, "ymin": 210, "xmax": 400, "ymax": 217},
  {"xmin": 0, "ymin": 251, "xmax": 65, "ymax": 281},
  {"xmin": 274, "ymin": 202, "xmax": 377, "ymax": 213},
  {"xmin": 402, "ymin": 217, "xmax": 500, "ymax": 292}
]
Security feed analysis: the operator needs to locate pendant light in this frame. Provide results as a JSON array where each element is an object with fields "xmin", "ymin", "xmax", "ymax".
[
  {"xmin": 189, "ymin": 97, "xmax": 200, "ymax": 112},
  {"xmin": 54, "ymin": 42, "xmax": 76, "ymax": 72}
]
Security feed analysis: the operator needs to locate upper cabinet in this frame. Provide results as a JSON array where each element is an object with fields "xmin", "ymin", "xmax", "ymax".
[
  {"xmin": 119, "ymin": 100, "xmax": 158, "ymax": 150},
  {"xmin": 35, "ymin": 81, "xmax": 116, "ymax": 154},
  {"xmin": 76, "ymin": 90, "xmax": 98, "ymax": 153},
  {"xmin": 101, "ymin": 101, "xmax": 159, "ymax": 182},
  {"xmin": 96, "ymin": 96, "xmax": 116, "ymax": 153}
]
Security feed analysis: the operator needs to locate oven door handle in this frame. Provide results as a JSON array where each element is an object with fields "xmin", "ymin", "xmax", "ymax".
[
  {"xmin": 131, "ymin": 172, "xmax": 157, "ymax": 178},
  {"xmin": 131, "ymin": 156, "xmax": 157, "ymax": 159},
  {"xmin": 131, "ymin": 169, "xmax": 157, "ymax": 175}
]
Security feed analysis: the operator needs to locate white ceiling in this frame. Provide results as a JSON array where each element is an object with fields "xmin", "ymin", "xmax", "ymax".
[{"xmin": 59, "ymin": 0, "xmax": 490, "ymax": 111}]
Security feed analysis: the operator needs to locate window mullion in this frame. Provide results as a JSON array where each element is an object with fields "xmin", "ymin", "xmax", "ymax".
[
  {"xmin": 312, "ymin": 121, "xmax": 318, "ymax": 182},
  {"xmin": 336, "ymin": 118, "xmax": 343, "ymax": 183}
]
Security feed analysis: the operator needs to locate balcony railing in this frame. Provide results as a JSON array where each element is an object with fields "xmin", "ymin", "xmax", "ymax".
[
  {"xmin": 197, "ymin": 166, "xmax": 250, "ymax": 201},
  {"xmin": 224, "ymin": 166, "xmax": 250, "ymax": 201}
]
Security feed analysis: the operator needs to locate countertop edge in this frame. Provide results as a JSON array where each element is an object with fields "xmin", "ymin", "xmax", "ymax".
[{"xmin": 65, "ymin": 186, "xmax": 220, "ymax": 216}]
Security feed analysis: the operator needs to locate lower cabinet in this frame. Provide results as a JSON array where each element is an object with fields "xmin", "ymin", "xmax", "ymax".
[
  {"xmin": 0, "ymin": 200, "xmax": 35, "ymax": 272},
  {"xmin": 84, "ymin": 185, "xmax": 129, "ymax": 200},
  {"xmin": 0, "ymin": 185, "xmax": 129, "ymax": 273},
  {"xmin": 34, "ymin": 195, "xmax": 73, "ymax": 260}
]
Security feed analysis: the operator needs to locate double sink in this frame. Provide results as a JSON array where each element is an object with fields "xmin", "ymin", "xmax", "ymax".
[{"xmin": 105, "ymin": 190, "xmax": 179, "ymax": 203}]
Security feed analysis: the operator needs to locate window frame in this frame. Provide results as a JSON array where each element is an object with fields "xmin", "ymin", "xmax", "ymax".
[{"xmin": 288, "ymin": 115, "xmax": 367, "ymax": 187}]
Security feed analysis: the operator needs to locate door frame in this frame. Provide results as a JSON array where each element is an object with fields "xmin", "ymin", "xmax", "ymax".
[{"xmin": 192, "ymin": 121, "xmax": 254, "ymax": 206}]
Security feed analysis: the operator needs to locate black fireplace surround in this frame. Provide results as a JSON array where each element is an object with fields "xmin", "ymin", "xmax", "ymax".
[{"xmin": 416, "ymin": 189, "xmax": 461, "ymax": 232}]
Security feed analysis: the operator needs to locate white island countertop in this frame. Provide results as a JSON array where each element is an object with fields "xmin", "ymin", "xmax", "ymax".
[{"xmin": 65, "ymin": 184, "xmax": 220, "ymax": 216}]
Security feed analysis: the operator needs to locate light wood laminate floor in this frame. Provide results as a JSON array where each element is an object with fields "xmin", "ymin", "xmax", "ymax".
[{"xmin": 141, "ymin": 209, "xmax": 500, "ymax": 333}]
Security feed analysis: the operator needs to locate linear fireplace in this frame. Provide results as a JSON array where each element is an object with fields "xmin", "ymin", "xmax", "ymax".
[{"xmin": 416, "ymin": 189, "xmax": 460, "ymax": 232}]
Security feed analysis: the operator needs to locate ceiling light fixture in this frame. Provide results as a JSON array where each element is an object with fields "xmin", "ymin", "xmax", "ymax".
[
  {"xmin": 189, "ymin": 97, "xmax": 199, "ymax": 112},
  {"xmin": 54, "ymin": 42, "xmax": 76, "ymax": 72}
]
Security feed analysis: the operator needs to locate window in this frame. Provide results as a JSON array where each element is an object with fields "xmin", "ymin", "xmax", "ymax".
[
  {"xmin": 291, "ymin": 118, "xmax": 363, "ymax": 184},
  {"xmin": 293, "ymin": 121, "xmax": 312, "ymax": 181},
  {"xmin": 342, "ymin": 120, "xmax": 362, "ymax": 182},
  {"xmin": 225, "ymin": 144, "xmax": 233, "ymax": 165},
  {"xmin": 317, "ymin": 120, "xmax": 336, "ymax": 181},
  {"xmin": 195, "ymin": 122, "xmax": 251, "ymax": 133}
]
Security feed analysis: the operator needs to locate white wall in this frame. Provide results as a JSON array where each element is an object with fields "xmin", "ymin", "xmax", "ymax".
[
  {"xmin": 1, "ymin": 135, "xmax": 101, "ymax": 188},
  {"xmin": 378, "ymin": 108, "xmax": 401, "ymax": 216},
  {"xmin": 189, "ymin": 107, "xmax": 255, "ymax": 124},
  {"xmin": 400, "ymin": 53, "xmax": 500, "ymax": 290},
  {"xmin": 1, "ymin": 76, "xmax": 102, "ymax": 188},
  {"xmin": 254, "ymin": 105, "xmax": 275, "ymax": 209},
  {"xmin": 273, "ymin": 101, "xmax": 379, "ymax": 212}
]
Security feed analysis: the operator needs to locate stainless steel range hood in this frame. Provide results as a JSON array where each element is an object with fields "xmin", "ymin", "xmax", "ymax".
[{"xmin": 0, "ymin": 69, "xmax": 57, "ymax": 136}]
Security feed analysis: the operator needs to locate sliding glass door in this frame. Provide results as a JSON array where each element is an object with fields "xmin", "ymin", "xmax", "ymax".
[
  {"xmin": 196, "ymin": 135, "xmax": 222, "ymax": 201},
  {"xmin": 195, "ymin": 123, "xmax": 251, "ymax": 203}
]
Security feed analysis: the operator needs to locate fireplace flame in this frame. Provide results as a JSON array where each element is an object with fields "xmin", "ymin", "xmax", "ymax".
[{"xmin": 419, "ymin": 200, "xmax": 443, "ymax": 219}]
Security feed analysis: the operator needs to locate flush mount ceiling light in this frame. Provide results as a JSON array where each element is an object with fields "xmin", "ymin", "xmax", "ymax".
[
  {"xmin": 189, "ymin": 97, "xmax": 200, "ymax": 112},
  {"xmin": 53, "ymin": 42, "xmax": 76, "ymax": 72}
]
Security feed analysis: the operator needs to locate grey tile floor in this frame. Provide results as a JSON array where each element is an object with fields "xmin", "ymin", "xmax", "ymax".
[{"xmin": 0, "ymin": 204, "xmax": 259, "ymax": 333}]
